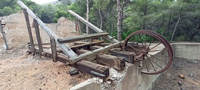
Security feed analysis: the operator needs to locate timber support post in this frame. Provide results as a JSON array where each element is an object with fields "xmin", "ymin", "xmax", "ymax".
[
  {"xmin": 33, "ymin": 19, "xmax": 43, "ymax": 56},
  {"xmin": 0, "ymin": 19, "xmax": 9, "ymax": 50},
  {"xmin": 50, "ymin": 37, "xmax": 57, "ymax": 62},
  {"xmin": 23, "ymin": 9, "xmax": 35, "ymax": 53}
]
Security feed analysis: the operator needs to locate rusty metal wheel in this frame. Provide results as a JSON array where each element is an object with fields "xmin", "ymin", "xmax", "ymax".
[{"xmin": 122, "ymin": 30, "xmax": 173, "ymax": 75}]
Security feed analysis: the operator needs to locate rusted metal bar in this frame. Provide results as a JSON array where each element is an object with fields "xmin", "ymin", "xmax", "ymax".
[
  {"xmin": 58, "ymin": 32, "xmax": 108, "ymax": 43},
  {"xmin": 0, "ymin": 21, "xmax": 8, "ymax": 50},
  {"xmin": 23, "ymin": 9, "xmax": 35, "ymax": 53},
  {"xmin": 17, "ymin": 1, "xmax": 78, "ymax": 58},
  {"xmin": 33, "ymin": 19, "xmax": 43, "ymax": 56},
  {"xmin": 50, "ymin": 37, "xmax": 57, "ymax": 62},
  {"xmin": 67, "ymin": 10, "xmax": 119, "ymax": 43}
]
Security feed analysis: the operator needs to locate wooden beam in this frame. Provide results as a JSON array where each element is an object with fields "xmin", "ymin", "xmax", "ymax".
[
  {"xmin": 67, "ymin": 10, "xmax": 119, "ymax": 43},
  {"xmin": 17, "ymin": 1, "xmax": 78, "ymax": 58},
  {"xmin": 110, "ymin": 49, "xmax": 136, "ymax": 63},
  {"xmin": 75, "ymin": 60, "xmax": 109, "ymax": 79},
  {"xmin": 96, "ymin": 54, "xmax": 125, "ymax": 71},
  {"xmin": 33, "ymin": 19, "xmax": 43, "ymax": 56},
  {"xmin": 69, "ymin": 42, "xmax": 121, "ymax": 64},
  {"xmin": 23, "ymin": 9, "xmax": 35, "ymax": 53},
  {"xmin": 50, "ymin": 37, "xmax": 57, "ymax": 62},
  {"xmin": 76, "ymin": 49, "xmax": 96, "ymax": 61},
  {"xmin": 58, "ymin": 32, "xmax": 108, "ymax": 43}
]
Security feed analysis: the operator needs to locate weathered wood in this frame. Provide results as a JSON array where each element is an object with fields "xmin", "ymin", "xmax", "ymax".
[
  {"xmin": 0, "ymin": 22, "xmax": 8, "ymax": 50},
  {"xmin": 23, "ymin": 9, "xmax": 35, "ymax": 53},
  {"xmin": 110, "ymin": 49, "xmax": 136, "ymax": 63},
  {"xmin": 69, "ymin": 42, "xmax": 121, "ymax": 64},
  {"xmin": 17, "ymin": 1, "xmax": 78, "ymax": 58},
  {"xmin": 75, "ymin": 60, "xmax": 109, "ymax": 79},
  {"xmin": 58, "ymin": 32, "xmax": 108, "ymax": 43},
  {"xmin": 90, "ymin": 46, "xmax": 103, "ymax": 50},
  {"xmin": 70, "ymin": 41, "xmax": 104, "ymax": 50},
  {"xmin": 67, "ymin": 10, "xmax": 119, "ymax": 43},
  {"xmin": 50, "ymin": 37, "xmax": 57, "ymax": 62},
  {"xmin": 96, "ymin": 55, "xmax": 125, "ymax": 71},
  {"xmin": 76, "ymin": 49, "xmax": 125, "ymax": 70},
  {"xmin": 76, "ymin": 49, "xmax": 96, "ymax": 61},
  {"xmin": 33, "ymin": 19, "xmax": 43, "ymax": 56}
]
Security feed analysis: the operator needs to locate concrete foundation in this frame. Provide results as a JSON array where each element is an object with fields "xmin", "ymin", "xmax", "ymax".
[
  {"xmin": 70, "ymin": 48, "xmax": 166, "ymax": 90},
  {"xmin": 172, "ymin": 43, "xmax": 200, "ymax": 60}
]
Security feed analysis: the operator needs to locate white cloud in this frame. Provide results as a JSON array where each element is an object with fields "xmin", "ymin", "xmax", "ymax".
[{"xmin": 31, "ymin": 0, "xmax": 58, "ymax": 4}]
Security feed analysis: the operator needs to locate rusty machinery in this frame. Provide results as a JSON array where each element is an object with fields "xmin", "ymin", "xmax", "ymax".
[{"xmin": 17, "ymin": 1, "xmax": 173, "ymax": 79}]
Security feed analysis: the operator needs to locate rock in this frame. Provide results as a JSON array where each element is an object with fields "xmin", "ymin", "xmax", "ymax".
[
  {"xmin": 178, "ymin": 81, "xmax": 182, "ymax": 86},
  {"xmin": 179, "ymin": 74, "xmax": 185, "ymax": 79},
  {"xmin": 69, "ymin": 68, "xmax": 79, "ymax": 76}
]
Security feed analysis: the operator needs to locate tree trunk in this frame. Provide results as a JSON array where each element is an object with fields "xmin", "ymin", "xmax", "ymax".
[
  {"xmin": 117, "ymin": 0, "xmax": 122, "ymax": 41},
  {"xmin": 167, "ymin": 13, "xmax": 172, "ymax": 34},
  {"xmin": 170, "ymin": 17, "xmax": 180, "ymax": 42},
  {"xmin": 99, "ymin": 9, "xmax": 103, "ymax": 30},
  {"xmin": 86, "ymin": 0, "xmax": 89, "ymax": 34}
]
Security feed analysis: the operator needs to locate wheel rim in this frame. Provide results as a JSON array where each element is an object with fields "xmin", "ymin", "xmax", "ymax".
[{"xmin": 122, "ymin": 30, "xmax": 173, "ymax": 75}]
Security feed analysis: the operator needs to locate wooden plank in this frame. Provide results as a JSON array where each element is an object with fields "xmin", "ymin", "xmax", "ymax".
[
  {"xmin": 96, "ymin": 54, "xmax": 125, "ymax": 71},
  {"xmin": 70, "ymin": 41, "xmax": 104, "ymax": 50},
  {"xmin": 76, "ymin": 49, "xmax": 96, "ymax": 61},
  {"xmin": 90, "ymin": 46, "xmax": 103, "ymax": 50},
  {"xmin": 75, "ymin": 60, "xmax": 109, "ymax": 79},
  {"xmin": 17, "ymin": 1, "xmax": 78, "ymax": 58},
  {"xmin": 58, "ymin": 33, "xmax": 108, "ymax": 43},
  {"xmin": 67, "ymin": 10, "xmax": 119, "ymax": 43},
  {"xmin": 33, "ymin": 19, "xmax": 43, "ymax": 56},
  {"xmin": 50, "ymin": 37, "xmax": 57, "ymax": 62},
  {"xmin": 69, "ymin": 42, "xmax": 121, "ymax": 64},
  {"xmin": 23, "ymin": 9, "xmax": 35, "ymax": 53}
]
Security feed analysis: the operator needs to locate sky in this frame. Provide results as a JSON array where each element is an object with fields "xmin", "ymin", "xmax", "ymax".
[{"xmin": 31, "ymin": 0, "xmax": 58, "ymax": 4}]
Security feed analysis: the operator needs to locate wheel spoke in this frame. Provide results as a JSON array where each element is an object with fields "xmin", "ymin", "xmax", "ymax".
[
  {"xmin": 150, "ymin": 42, "xmax": 161, "ymax": 51},
  {"xmin": 146, "ymin": 56, "xmax": 157, "ymax": 71},
  {"xmin": 147, "ymin": 54, "xmax": 168, "ymax": 65},
  {"xmin": 127, "ymin": 45, "xmax": 141, "ymax": 52},
  {"xmin": 146, "ymin": 56, "xmax": 163, "ymax": 69},
  {"xmin": 146, "ymin": 38, "xmax": 154, "ymax": 51},
  {"xmin": 144, "ymin": 57, "xmax": 149, "ymax": 72}
]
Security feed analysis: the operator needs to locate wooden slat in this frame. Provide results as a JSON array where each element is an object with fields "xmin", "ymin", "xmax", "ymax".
[
  {"xmin": 50, "ymin": 37, "xmax": 57, "ymax": 62},
  {"xmin": 17, "ymin": 1, "xmax": 78, "ymax": 58},
  {"xmin": 58, "ymin": 33, "xmax": 108, "ymax": 43},
  {"xmin": 33, "ymin": 19, "xmax": 43, "ymax": 56},
  {"xmin": 67, "ymin": 10, "xmax": 119, "ymax": 43}
]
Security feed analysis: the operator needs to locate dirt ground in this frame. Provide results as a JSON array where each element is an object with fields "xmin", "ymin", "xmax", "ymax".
[
  {"xmin": 153, "ymin": 58, "xmax": 200, "ymax": 90},
  {"xmin": 0, "ymin": 46, "xmax": 89, "ymax": 90}
]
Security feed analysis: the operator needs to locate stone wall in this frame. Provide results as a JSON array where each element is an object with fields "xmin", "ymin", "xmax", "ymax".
[{"xmin": 0, "ymin": 11, "xmax": 78, "ymax": 51}]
